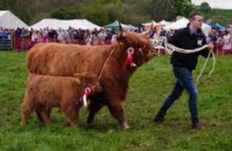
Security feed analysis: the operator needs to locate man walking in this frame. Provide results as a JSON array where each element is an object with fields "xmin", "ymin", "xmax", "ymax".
[{"xmin": 153, "ymin": 11, "xmax": 213, "ymax": 130}]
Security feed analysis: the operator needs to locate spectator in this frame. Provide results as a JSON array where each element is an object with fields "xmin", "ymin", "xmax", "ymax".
[{"xmin": 222, "ymin": 30, "xmax": 232, "ymax": 54}]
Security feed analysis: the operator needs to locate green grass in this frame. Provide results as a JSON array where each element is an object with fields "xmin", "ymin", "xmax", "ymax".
[{"xmin": 0, "ymin": 51, "xmax": 231, "ymax": 151}]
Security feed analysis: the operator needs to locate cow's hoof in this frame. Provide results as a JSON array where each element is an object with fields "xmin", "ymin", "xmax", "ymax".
[
  {"xmin": 20, "ymin": 121, "xmax": 26, "ymax": 127},
  {"xmin": 122, "ymin": 122, "xmax": 131, "ymax": 130},
  {"xmin": 86, "ymin": 122, "xmax": 94, "ymax": 128}
]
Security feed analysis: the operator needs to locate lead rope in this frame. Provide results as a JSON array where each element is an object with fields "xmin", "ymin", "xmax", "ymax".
[
  {"xmin": 151, "ymin": 38, "xmax": 216, "ymax": 86},
  {"xmin": 97, "ymin": 47, "xmax": 116, "ymax": 80},
  {"xmin": 196, "ymin": 48, "xmax": 216, "ymax": 86}
]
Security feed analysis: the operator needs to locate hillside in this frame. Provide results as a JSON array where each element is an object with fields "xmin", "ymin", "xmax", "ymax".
[{"xmin": 211, "ymin": 9, "xmax": 232, "ymax": 24}]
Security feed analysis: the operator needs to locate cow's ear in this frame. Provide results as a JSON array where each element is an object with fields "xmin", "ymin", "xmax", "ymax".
[
  {"xmin": 117, "ymin": 31, "xmax": 126, "ymax": 41},
  {"xmin": 85, "ymin": 72, "xmax": 98, "ymax": 81},
  {"xmin": 91, "ymin": 82, "xmax": 103, "ymax": 92},
  {"xmin": 74, "ymin": 78, "xmax": 81, "ymax": 85},
  {"xmin": 117, "ymin": 32, "xmax": 126, "ymax": 43},
  {"xmin": 75, "ymin": 71, "xmax": 97, "ymax": 83},
  {"xmin": 74, "ymin": 73, "xmax": 83, "ymax": 78},
  {"xmin": 119, "ymin": 31, "xmax": 126, "ymax": 37},
  {"xmin": 73, "ymin": 72, "xmax": 86, "ymax": 81}
]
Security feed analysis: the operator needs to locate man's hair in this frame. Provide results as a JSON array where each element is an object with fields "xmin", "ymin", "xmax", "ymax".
[{"xmin": 188, "ymin": 11, "xmax": 203, "ymax": 20}]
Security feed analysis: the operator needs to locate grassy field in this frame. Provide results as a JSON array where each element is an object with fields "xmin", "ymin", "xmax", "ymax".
[{"xmin": 0, "ymin": 51, "xmax": 231, "ymax": 151}]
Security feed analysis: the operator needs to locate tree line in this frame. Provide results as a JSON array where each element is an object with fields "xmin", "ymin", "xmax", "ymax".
[{"xmin": 0, "ymin": 0, "xmax": 230, "ymax": 25}]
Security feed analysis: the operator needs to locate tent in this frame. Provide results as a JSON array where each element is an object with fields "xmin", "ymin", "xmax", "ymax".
[
  {"xmin": 164, "ymin": 17, "xmax": 189, "ymax": 30},
  {"xmin": 0, "ymin": 10, "xmax": 28, "ymax": 29},
  {"xmin": 30, "ymin": 19, "xmax": 65, "ymax": 30},
  {"xmin": 105, "ymin": 20, "xmax": 137, "ymax": 31},
  {"xmin": 158, "ymin": 20, "xmax": 172, "ymax": 26},
  {"xmin": 66, "ymin": 19, "xmax": 101, "ymax": 30},
  {"xmin": 30, "ymin": 19, "xmax": 101, "ymax": 30},
  {"xmin": 210, "ymin": 23, "xmax": 225, "ymax": 30}
]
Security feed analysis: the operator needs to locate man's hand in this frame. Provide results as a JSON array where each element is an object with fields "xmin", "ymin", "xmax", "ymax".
[{"xmin": 208, "ymin": 43, "xmax": 214, "ymax": 51}]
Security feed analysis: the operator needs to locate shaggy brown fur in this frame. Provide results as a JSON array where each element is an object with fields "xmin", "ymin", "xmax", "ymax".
[
  {"xmin": 21, "ymin": 72, "xmax": 102, "ymax": 127},
  {"xmin": 27, "ymin": 31, "xmax": 157, "ymax": 129}
]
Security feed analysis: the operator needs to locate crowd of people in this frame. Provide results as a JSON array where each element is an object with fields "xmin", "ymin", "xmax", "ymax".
[
  {"xmin": 207, "ymin": 28, "xmax": 232, "ymax": 55},
  {"xmin": 0, "ymin": 27, "xmax": 119, "ymax": 50},
  {"xmin": 0, "ymin": 25, "xmax": 232, "ymax": 55},
  {"xmin": 0, "ymin": 25, "xmax": 166, "ymax": 51}
]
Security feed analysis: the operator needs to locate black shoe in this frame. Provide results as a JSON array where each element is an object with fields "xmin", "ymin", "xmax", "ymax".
[
  {"xmin": 153, "ymin": 115, "xmax": 164, "ymax": 123},
  {"xmin": 192, "ymin": 122, "xmax": 202, "ymax": 131}
]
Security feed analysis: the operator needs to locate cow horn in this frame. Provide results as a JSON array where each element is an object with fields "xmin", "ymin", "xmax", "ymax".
[
  {"xmin": 118, "ymin": 21, "xmax": 123, "ymax": 33},
  {"xmin": 150, "ymin": 20, "xmax": 154, "ymax": 32}
]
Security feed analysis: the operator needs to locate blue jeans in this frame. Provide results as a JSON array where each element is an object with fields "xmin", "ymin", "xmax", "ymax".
[{"xmin": 157, "ymin": 67, "xmax": 199, "ymax": 124}]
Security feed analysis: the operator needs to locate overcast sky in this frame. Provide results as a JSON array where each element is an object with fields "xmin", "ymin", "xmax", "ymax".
[{"xmin": 191, "ymin": 0, "xmax": 232, "ymax": 9}]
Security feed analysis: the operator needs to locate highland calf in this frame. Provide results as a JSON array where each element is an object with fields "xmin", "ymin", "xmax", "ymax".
[{"xmin": 21, "ymin": 72, "xmax": 102, "ymax": 127}]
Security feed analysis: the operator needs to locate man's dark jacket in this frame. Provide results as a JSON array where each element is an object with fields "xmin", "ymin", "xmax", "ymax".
[{"xmin": 168, "ymin": 25, "xmax": 210, "ymax": 70}]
